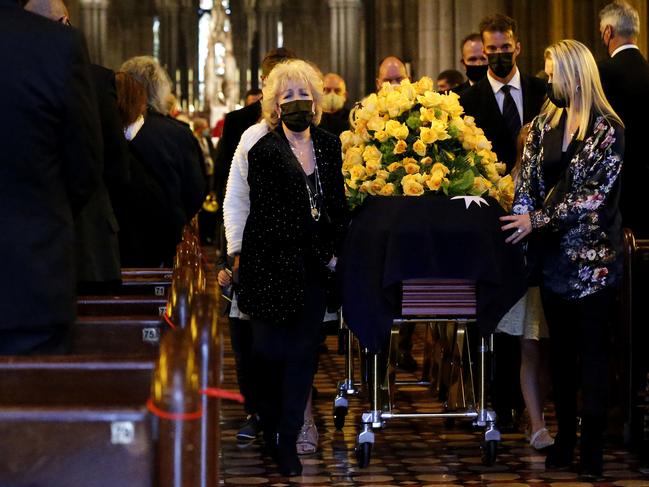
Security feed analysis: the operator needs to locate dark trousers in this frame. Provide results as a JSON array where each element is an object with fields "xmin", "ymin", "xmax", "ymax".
[
  {"xmin": 251, "ymin": 281, "xmax": 325, "ymax": 437},
  {"xmin": 542, "ymin": 286, "xmax": 615, "ymax": 467},
  {"xmin": 0, "ymin": 326, "xmax": 70, "ymax": 355},
  {"xmin": 228, "ymin": 317, "xmax": 259, "ymax": 416},
  {"xmin": 492, "ymin": 332, "xmax": 525, "ymax": 424}
]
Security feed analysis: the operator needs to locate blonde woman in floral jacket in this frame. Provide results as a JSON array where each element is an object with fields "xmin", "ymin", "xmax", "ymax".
[{"xmin": 500, "ymin": 39, "xmax": 624, "ymax": 480}]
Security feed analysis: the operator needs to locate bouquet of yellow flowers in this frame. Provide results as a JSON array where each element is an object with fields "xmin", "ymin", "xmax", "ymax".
[{"xmin": 341, "ymin": 77, "xmax": 514, "ymax": 210}]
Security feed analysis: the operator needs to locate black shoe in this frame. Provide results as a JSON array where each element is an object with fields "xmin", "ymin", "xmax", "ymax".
[
  {"xmin": 396, "ymin": 352, "xmax": 417, "ymax": 373},
  {"xmin": 236, "ymin": 414, "xmax": 260, "ymax": 441},
  {"xmin": 545, "ymin": 444, "xmax": 574, "ymax": 470},
  {"xmin": 277, "ymin": 434, "xmax": 302, "ymax": 476},
  {"xmin": 261, "ymin": 428, "xmax": 278, "ymax": 458}
]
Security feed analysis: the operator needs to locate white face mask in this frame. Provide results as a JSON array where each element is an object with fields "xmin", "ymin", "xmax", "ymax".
[{"xmin": 322, "ymin": 92, "xmax": 346, "ymax": 113}]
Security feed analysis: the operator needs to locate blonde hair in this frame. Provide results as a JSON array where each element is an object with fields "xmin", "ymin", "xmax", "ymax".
[
  {"xmin": 262, "ymin": 59, "xmax": 324, "ymax": 129},
  {"xmin": 542, "ymin": 39, "xmax": 622, "ymax": 140},
  {"xmin": 120, "ymin": 56, "xmax": 173, "ymax": 115}
]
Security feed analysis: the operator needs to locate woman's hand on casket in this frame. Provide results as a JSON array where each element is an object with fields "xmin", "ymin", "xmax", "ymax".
[{"xmin": 500, "ymin": 214, "xmax": 532, "ymax": 244}]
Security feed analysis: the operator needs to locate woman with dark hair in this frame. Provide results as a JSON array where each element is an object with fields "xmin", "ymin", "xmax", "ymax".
[{"xmin": 501, "ymin": 39, "xmax": 624, "ymax": 479}]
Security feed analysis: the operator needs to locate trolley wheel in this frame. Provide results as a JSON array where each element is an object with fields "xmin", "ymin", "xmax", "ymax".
[
  {"xmin": 482, "ymin": 440, "xmax": 498, "ymax": 466},
  {"xmin": 333, "ymin": 405, "xmax": 347, "ymax": 430},
  {"xmin": 355, "ymin": 441, "xmax": 372, "ymax": 468}
]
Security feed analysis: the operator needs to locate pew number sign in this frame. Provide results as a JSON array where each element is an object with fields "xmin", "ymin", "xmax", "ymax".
[
  {"xmin": 111, "ymin": 421, "xmax": 135, "ymax": 445},
  {"xmin": 142, "ymin": 327, "xmax": 160, "ymax": 343}
]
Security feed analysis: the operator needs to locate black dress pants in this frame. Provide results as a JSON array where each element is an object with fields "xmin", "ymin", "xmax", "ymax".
[
  {"xmin": 229, "ymin": 317, "xmax": 259, "ymax": 416},
  {"xmin": 251, "ymin": 281, "xmax": 326, "ymax": 436},
  {"xmin": 541, "ymin": 286, "xmax": 615, "ymax": 467}
]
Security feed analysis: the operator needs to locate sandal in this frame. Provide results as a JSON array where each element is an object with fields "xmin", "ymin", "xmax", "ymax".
[
  {"xmin": 296, "ymin": 419, "xmax": 318, "ymax": 455},
  {"xmin": 530, "ymin": 427, "xmax": 554, "ymax": 450}
]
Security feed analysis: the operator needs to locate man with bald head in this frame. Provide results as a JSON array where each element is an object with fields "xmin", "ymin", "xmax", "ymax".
[
  {"xmin": 26, "ymin": 0, "xmax": 129, "ymax": 295},
  {"xmin": 319, "ymin": 72, "xmax": 350, "ymax": 137},
  {"xmin": 376, "ymin": 56, "xmax": 409, "ymax": 90},
  {"xmin": 1, "ymin": 0, "xmax": 101, "ymax": 353}
]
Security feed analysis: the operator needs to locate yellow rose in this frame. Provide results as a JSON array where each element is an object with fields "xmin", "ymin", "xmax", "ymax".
[
  {"xmin": 472, "ymin": 176, "xmax": 493, "ymax": 195},
  {"xmin": 402, "ymin": 174, "xmax": 425, "ymax": 196},
  {"xmin": 495, "ymin": 162, "xmax": 507, "ymax": 175},
  {"xmin": 398, "ymin": 79, "xmax": 417, "ymax": 103},
  {"xmin": 417, "ymin": 90, "xmax": 444, "ymax": 109},
  {"xmin": 363, "ymin": 145, "xmax": 383, "ymax": 164},
  {"xmin": 385, "ymin": 120, "xmax": 409, "ymax": 140},
  {"xmin": 419, "ymin": 107, "xmax": 436, "ymax": 124},
  {"xmin": 346, "ymin": 178, "xmax": 358, "ymax": 189},
  {"xmin": 425, "ymin": 172, "xmax": 444, "ymax": 191},
  {"xmin": 340, "ymin": 130, "xmax": 355, "ymax": 151},
  {"xmin": 497, "ymin": 175, "xmax": 515, "ymax": 209},
  {"xmin": 475, "ymin": 135, "xmax": 492, "ymax": 151},
  {"xmin": 362, "ymin": 93, "xmax": 379, "ymax": 112},
  {"xmin": 377, "ymin": 169, "xmax": 390, "ymax": 180},
  {"xmin": 387, "ymin": 162, "xmax": 402, "ymax": 172},
  {"xmin": 365, "ymin": 160, "xmax": 380, "ymax": 176},
  {"xmin": 367, "ymin": 115, "xmax": 387, "ymax": 132},
  {"xmin": 439, "ymin": 91, "xmax": 464, "ymax": 118},
  {"xmin": 393, "ymin": 139, "xmax": 408, "ymax": 155},
  {"xmin": 431, "ymin": 162, "xmax": 450, "ymax": 176},
  {"xmin": 385, "ymin": 91, "xmax": 413, "ymax": 117},
  {"xmin": 379, "ymin": 183, "xmax": 396, "ymax": 196},
  {"xmin": 374, "ymin": 130, "xmax": 389, "ymax": 143},
  {"xmin": 349, "ymin": 164, "xmax": 367, "ymax": 181},
  {"xmin": 449, "ymin": 116, "xmax": 466, "ymax": 133},
  {"xmin": 420, "ymin": 119, "xmax": 450, "ymax": 144},
  {"xmin": 343, "ymin": 146, "xmax": 364, "ymax": 170},
  {"xmin": 370, "ymin": 177, "xmax": 387, "ymax": 194},
  {"xmin": 359, "ymin": 180, "xmax": 373, "ymax": 193},
  {"xmin": 413, "ymin": 139, "xmax": 427, "ymax": 157},
  {"xmin": 404, "ymin": 162, "xmax": 420, "ymax": 174},
  {"xmin": 414, "ymin": 76, "xmax": 434, "ymax": 95}
]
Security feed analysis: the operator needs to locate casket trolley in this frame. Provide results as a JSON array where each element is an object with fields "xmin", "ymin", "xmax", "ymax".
[{"xmin": 333, "ymin": 278, "xmax": 500, "ymax": 467}]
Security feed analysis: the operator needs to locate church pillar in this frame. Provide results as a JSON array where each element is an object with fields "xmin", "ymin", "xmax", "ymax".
[
  {"xmin": 329, "ymin": 0, "xmax": 363, "ymax": 102},
  {"xmin": 79, "ymin": 0, "xmax": 108, "ymax": 65},
  {"xmin": 258, "ymin": 0, "xmax": 281, "ymax": 56}
]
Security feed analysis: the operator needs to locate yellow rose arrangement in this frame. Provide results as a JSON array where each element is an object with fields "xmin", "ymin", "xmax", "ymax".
[{"xmin": 341, "ymin": 77, "xmax": 514, "ymax": 210}]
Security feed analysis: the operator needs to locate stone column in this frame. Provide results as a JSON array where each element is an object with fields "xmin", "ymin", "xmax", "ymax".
[
  {"xmin": 79, "ymin": 0, "xmax": 108, "ymax": 65},
  {"xmin": 329, "ymin": 0, "xmax": 363, "ymax": 102},
  {"xmin": 258, "ymin": 0, "xmax": 282, "ymax": 55}
]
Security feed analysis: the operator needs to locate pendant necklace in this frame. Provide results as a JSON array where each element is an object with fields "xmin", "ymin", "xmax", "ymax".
[{"xmin": 289, "ymin": 139, "xmax": 323, "ymax": 221}]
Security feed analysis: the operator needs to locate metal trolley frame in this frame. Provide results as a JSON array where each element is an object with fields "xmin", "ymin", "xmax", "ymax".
[{"xmin": 333, "ymin": 279, "xmax": 500, "ymax": 467}]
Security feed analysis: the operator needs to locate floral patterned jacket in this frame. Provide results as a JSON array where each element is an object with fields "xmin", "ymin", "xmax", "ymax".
[{"xmin": 513, "ymin": 115, "xmax": 624, "ymax": 299}]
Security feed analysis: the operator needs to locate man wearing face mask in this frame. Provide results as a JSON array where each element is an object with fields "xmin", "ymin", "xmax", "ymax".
[
  {"xmin": 318, "ymin": 73, "xmax": 350, "ymax": 137},
  {"xmin": 460, "ymin": 14, "xmax": 546, "ymax": 173},
  {"xmin": 454, "ymin": 32, "xmax": 489, "ymax": 94},
  {"xmin": 598, "ymin": 1, "xmax": 649, "ymax": 239},
  {"xmin": 459, "ymin": 13, "xmax": 545, "ymax": 434}
]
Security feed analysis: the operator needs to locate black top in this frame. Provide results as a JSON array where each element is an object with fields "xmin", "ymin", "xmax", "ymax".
[
  {"xmin": 460, "ymin": 73, "xmax": 546, "ymax": 172},
  {"xmin": 319, "ymin": 108, "xmax": 351, "ymax": 137},
  {"xmin": 237, "ymin": 126, "xmax": 349, "ymax": 323}
]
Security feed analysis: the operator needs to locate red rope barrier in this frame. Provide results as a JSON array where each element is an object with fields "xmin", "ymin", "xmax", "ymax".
[
  {"xmin": 146, "ymin": 398, "xmax": 202, "ymax": 421},
  {"xmin": 163, "ymin": 311, "xmax": 176, "ymax": 330},
  {"xmin": 200, "ymin": 388, "xmax": 245, "ymax": 404}
]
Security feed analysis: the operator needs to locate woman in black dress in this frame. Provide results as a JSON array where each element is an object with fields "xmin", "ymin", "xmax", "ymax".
[{"xmin": 235, "ymin": 59, "xmax": 348, "ymax": 476}]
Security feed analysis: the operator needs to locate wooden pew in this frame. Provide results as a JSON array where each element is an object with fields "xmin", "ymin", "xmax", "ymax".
[
  {"xmin": 71, "ymin": 316, "xmax": 163, "ymax": 355},
  {"xmin": 77, "ymin": 295, "xmax": 167, "ymax": 317}
]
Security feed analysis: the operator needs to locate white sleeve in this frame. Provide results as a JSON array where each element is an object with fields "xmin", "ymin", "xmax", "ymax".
[{"xmin": 223, "ymin": 121, "xmax": 269, "ymax": 256}]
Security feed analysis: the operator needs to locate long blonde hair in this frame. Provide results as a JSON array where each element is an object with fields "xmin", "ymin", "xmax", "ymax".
[{"xmin": 541, "ymin": 39, "xmax": 622, "ymax": 140}]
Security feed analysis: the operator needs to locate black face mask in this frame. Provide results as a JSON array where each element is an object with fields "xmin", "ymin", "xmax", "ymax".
[
  {"xmin": 280, "ymin": 100, "xmax": 314, "ymax": 132},
  {"xmin": 546, "ymin": 82, "xmax": 569, "ymax": 108},
  {"xmin": 602, "ymin": 26, "xmax": 613, "ymax": 54},
  {"xmin": 465, "ymin": 64, "xmax": 488, "ymax": 83},
  {"xmin": 487, "ymin": 52, "xmax": 515, "ymax": 79}
]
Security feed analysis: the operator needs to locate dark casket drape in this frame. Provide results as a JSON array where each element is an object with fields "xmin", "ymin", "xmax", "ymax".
[{"xmin": 339, "ymin": 195, "xmax": 527, "ymax": 353}]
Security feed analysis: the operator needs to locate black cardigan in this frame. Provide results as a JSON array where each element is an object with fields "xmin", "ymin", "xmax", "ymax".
[{"xmin": 237, "ymin": 126, "xmax": 348, "ymax": 323}]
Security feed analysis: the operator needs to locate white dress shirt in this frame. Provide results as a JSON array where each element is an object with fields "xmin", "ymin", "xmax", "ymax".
[
  {"xmin": 487, "ymin": 67, "xmax": 524, "ymax": 124},
  {"xmin": 611, "ymin": 44, "xmax": 640, "ymax": 57}
]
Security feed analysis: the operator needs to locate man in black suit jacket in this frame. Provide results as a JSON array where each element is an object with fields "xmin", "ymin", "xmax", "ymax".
[
  {"xmin": 460, "ymin": 14, "xmax": 546, "ymax": 431},
  {"xmin": 213, "ymin": 47, "xmax": 297, "ymax": 208},
  {"xmin": 0, "ymin": 0, "xmax": 102, "ymax": 354},
  {"xmin": 26, "ymin": 0, "xmax": 127, "ymax": 294},
  {"xmin": 460, "ymin": 15, "xmax": 546, "ymax": 173},
  {"xmin": 453, "ymin": 32, "xmax": 488, "ymax": 95},
  {"xmin": 598, "ymin": 1, "xmax": 649, "ymax": 238}
]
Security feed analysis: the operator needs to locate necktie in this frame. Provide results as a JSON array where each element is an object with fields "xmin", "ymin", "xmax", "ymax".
[{"xmin": 501, "ymin": 85, "xmax": 521, "ymax": 138}]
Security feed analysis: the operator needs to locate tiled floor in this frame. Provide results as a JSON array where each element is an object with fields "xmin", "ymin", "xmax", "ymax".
[{"xmin": 219, "ymin": 330, "xmax": 649, "ymax": 486}]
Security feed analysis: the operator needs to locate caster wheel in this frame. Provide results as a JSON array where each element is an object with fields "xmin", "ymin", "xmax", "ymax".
[
  {"xmin": 333, "ymin": 406, "xmax": 347, "ymax": 430},
  {"xmin": 482, "ymin": 440, "xmax": 498, "ymax": 466},
  {"xmin": 355, "ymin": 441, "xmax": 372, "ymax": 468}
]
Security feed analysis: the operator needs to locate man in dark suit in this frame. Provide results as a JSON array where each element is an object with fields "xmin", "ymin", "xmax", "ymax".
[
  {"xmin": 460, "ymin": 14, "xmax": 546, "ymax": 431},
  {"xmin": 460, "ymin": 14, "xmax": 546, "ymax": 173},
  {"xmin": 26, "ymin": 0, "xmax": 127, "ymax": 295},
  {"xmin": 598, "ymin": 1, "xmax": 649, "ymax": 239},
  {"xmin": 0, "ymin": 0, "xmax": 102, "ymax": 354},
  {"xmin": 213, "ymin": 47, "xmax": 297, "ymax": 208},
  {"xmin": 454, "ymin": 33, "xmax": 488, "ymax": 94}
]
